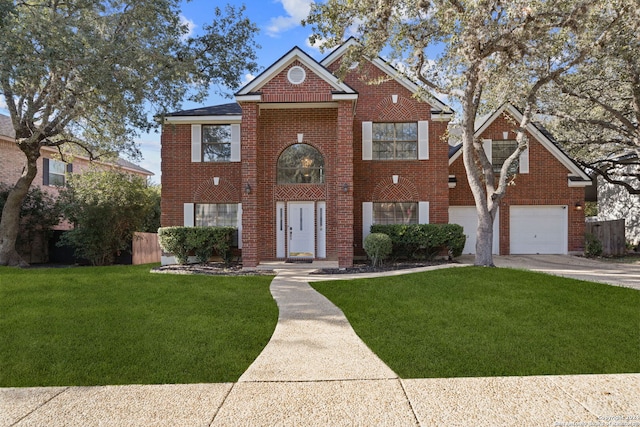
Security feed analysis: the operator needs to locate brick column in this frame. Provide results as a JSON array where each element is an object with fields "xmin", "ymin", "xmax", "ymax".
[
  {"xmin": 336, "ymin": 101, "xmax": 354, "ymax": 267},
  {"xmin": 240, "ymin": 103, "xmax": 259, "ymax": 268}
]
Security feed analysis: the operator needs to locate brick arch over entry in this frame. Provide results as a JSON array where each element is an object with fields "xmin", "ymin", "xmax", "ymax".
[
  {"xmin": 193, "ymin": 178, "xmax": 240, "ymax": 202},
  {"xmin": 375, "ymin": 96, "xmax": 419, "ymax": 122},
  {"xmin": 371, "ymin": 176, "xmax": 419, "ymax": 201}
]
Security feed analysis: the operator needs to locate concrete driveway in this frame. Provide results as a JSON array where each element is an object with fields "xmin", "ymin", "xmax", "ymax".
[{"xmin": 458, "ymin": 254, "xmax": 640, "ymax": 290}]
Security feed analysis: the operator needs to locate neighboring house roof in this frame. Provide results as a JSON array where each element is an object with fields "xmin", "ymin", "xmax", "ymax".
[
  {"xmin": 1, "ymin": 113, "xmax": 152, "ymax": 176},
  {"xmin": 0, "ymin": 114, "xmax": 16, "ymax": 139},
  {"xmin": 448, "ymin": 103, "xmax": 591, "ymax": 185},
  {"xmin": 321, "ymin": 37, "xmax": 453, "ymax": 118},
  {"xmin": 235, "ymin": 45, "xmax": 358, "ymax": 101},
  {"xmin": 165, "ymin": 103, "xmax": 242, "ymax": 117}
]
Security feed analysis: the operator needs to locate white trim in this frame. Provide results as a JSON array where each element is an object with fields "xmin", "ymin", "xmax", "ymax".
[
  {"xmin": 418, "ymin": 121, "xmax": 429, "ymax": 160},
  {"xmin": 362, "ymin": 121, "xmax": 373, "ymax": 160},
  {"xmin": 237, "ymin": 47, "xmax": 356, "ymax": 96},
  {"xmin": 483, "ymin": 139, "xmax": 492, "ymax": 164},
  {"xmin": 165, "ymin": 115, "xmax": 242, "ymax": 124},
  {"xmin": 317, "ymin": 202, "xmax": 326, "ymax": 258},
  {"xmin": 519, "ymin": 146, "xmax": 529, "ymax": 174},
  {"xmin": 568, "ymin": 178, "xmax": 592, "ymax": 187},
  {"xmin": 235, "ymin": 94, "xmax": 262, "ymax": 102},
  {"xmin": 230, "ymin": 124, "xmax": 241, "ymax": 162},
  {"xmin": 287, "ymin": 65, "xmax": 306, "ymax": 84},
  {"xmin": 236, "ymin": 203, "xmax": 243, "ymax": 249},
  {"xmin": 191, "ymin": 125, "xmax": 202, "ymax": 163},
  {"xmin": 331, "ymin": 93, "xmax": 359, "ymax": 101},
  {"xmin": 362, "ymin": 202, "xmax": 373, "ymax": 246},
  {"xmin": 418, "ymin": 201, "xmax": 430, "ymax": 224},
  {"xmin": 276, "ymin": 202, "xmax": 286, "ymax": 258},
  {"xmin": 183, "ymin": 203, "xmax": 195, "ymax": 227}
]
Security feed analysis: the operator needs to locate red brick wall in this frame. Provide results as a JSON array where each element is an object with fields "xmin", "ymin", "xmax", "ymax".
[
  {"xmin": 328, "ymin": 60, "xmax": 450, "ymax": 255},
  {"xmin": 259, "ymin": 61, "xmax": 335, "ymax": 103},
  {"xmin": 160, "ymin": 123, "xmax": 242, "ymax": 228},
  {"xmin": 449, "ymin": 112, "xmax": 586, "ymax": 253}
]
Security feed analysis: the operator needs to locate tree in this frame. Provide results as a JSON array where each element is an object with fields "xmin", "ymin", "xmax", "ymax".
[
  {"xmin": 57, "ymin": 170, "xmax": 157, "ymax": 266},
  {"xmin": 306, "ymin": 0, "xmax": 623, "ymax": 266},
  {"xmin": 0, "ymin": 184, "xmax": 61, "ymax": 262},
  {"xmin": 0, "ymin": 1, "xmax": 259, "ymax": 266},
  {"xmin": 541, "ymin": 3, "xmax": 640, "ymax": 195}
]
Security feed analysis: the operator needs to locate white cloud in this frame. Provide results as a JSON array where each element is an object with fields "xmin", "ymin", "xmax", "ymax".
[
  {"xmin": 241, "ymin": 73, "xmax": 256, "ymax": 86},
  {"xmin": 305, "ymin": 36, "xmax": 329, "ymax": 51},
  {"xmin": 266, "ymin": 0, "xmax": 312, "ymax": 37},
  {"xmin": 180, "ymin": 14, "xmax": 197, "ymax": 40},
  {"xmin": 0, "ymin": 95, "xmax": 8, "ymax": 112}
]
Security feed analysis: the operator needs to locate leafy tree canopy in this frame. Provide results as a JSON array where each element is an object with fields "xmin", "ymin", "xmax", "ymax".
[{"xmin": 0, "ymin": 0, "xmax": 259, "ymax": 266}]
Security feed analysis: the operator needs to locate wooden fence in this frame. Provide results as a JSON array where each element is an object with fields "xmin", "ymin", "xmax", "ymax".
[
  {"xmin": 132, "ymin": 232, "xmax": 161, "ymax": 265},
  {"xmin": 585, "ymin": 219, "xmax": 626, "ymax": 256}
]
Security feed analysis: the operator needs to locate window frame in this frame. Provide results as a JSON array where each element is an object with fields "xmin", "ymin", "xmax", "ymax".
[
  {"xmin": 373, "ymin": 202, "xmax": 418, "ymax": 225},
  {"xmin": 372, "ymin": 122, "xmax": 418, "ymax": 161},
  {"xmin": 195, "ymin": 203, "xmax": 238, "ymax": 227},
  {"xmin": 201, "ymin": 124, "xmax": 232, "ymax": 163},
  {"xmin": 491, "ymin": 139, "xmax": 519, "ymax": 174},
  {"xmin": 277, "ymin": 144, "xmax": 325, "ymax": 184}
]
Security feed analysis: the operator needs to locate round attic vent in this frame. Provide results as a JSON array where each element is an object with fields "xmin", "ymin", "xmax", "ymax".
[{"xmin": 287, "ymin": 66, "xmax": 306, "ymax": 84}]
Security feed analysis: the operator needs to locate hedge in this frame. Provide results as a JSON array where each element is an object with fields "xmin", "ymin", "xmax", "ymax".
[
  {"xmin": 370, "ymin": 223, "xmax": 466, "ymax": 259},
  {"xmin": 158, "ymin": 226, "xmax": 236, "ymax": 264}
]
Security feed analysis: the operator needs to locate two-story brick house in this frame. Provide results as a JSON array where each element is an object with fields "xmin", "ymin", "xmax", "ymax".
[{"xmin": 160, "ymin": 39, "xmax": 591, "ymax": 267}]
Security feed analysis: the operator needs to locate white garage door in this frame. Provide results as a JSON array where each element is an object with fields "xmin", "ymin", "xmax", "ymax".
[
  {"xmin": 449, "ymin": 207, "xmax": 499, "ymax": 255},
  {"xmin": 510, "ymin": 206, "xmax": 568, "ymax": 254}
]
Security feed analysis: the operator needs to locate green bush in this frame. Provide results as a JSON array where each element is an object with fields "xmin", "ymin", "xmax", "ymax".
[
  {"xmin": 158, "ymin": 226, "xmax": 235, "ymax": 265},
  {"xmin": 584, "ymin": 233, "xmax": 603, "ymax": 258},
  {"xmin": 370, "ymin": 224, "xmax": 466, "ymax": 260},
  {"xmin": 363, "ymin": 233, "xmax": 393, "ymax": 267}
]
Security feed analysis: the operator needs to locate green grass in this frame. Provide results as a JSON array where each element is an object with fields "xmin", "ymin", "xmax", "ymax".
[
  {"xmin": 0, "ymin": 265, "xmax": 277, "ymax": 387},
  {"xmin": 311, "ymin": 267, "xmax": 640, "ymax": 378}
]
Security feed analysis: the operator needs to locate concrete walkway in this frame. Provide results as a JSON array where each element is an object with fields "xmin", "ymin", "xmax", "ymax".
[{"xmin": 2, "ymin": 263, "xmax": 639, "ymax": 426}]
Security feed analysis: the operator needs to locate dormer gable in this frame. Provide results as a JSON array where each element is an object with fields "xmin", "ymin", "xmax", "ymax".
[
  {"xmin": 320, "ymin": 38, "xmax": 452, "ymax": 119},
  {"xmin": 235, "ymin": 46, "xmax": 357, "ymax": 103}
]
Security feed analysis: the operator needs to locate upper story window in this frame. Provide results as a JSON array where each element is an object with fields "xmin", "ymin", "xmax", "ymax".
[
  {"xmin": 277, "ymin": 144, "xmax": 325, "ymax": 184},
  {"xmin": 43, "ymin": 158, "xmax": 71, "ymax": 186},
  {"xmin": 373, "ymin": 123, "xmax": 418, "ymax": 160},
  {"xmin": 202, "ymin": 125, "xmax": 231, "ymax": 162},
  {"xmin": 491, "ymin": 140, "xmax": 518, "ymax": 173}
]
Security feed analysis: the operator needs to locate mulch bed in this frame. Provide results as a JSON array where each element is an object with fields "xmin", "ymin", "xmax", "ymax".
[
  {"xmin": 311, "ymin": 259, "xmax": 454, "ymax": 275},
  {"xmin": 151, "ymin": 259, "xmax": 455, "ymax": 276},
  {"xmin": 151, "ymin": 262, "xmax": 275, "ymax": 276}
]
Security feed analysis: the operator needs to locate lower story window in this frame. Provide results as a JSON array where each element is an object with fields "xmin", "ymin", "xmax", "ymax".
[
  {"xmin": 373, "ymin": 202, "xmax": 418, "ymax": 225},
  {"xmin": 195, "ymin": 203, "xmax": 238, "ymax": 227}
]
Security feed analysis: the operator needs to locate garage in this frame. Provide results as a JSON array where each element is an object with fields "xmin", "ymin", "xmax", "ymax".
[
  {"xmin": 510, "ymin": 206, "xmax": 568, "ymax": 254},
  {"xmin": 449, "ymin": 206, "xmax": 499, "ymax": 255}
]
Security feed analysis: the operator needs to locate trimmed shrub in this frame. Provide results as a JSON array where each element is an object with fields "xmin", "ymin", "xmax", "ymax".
[
  {"xmin": 370, "ymin": 224, "xmax": 466, "ymax": 260},
  {"xmin": 584, "ymin": 233, "xmax": 603, "ymax": 258},
  {"xmin": 158, "ymin": 226, "xmax": 235, "ymax": 265},
  {"xmin": 363, "ymin": 232, "xmax": 393, "ymax": 267}
]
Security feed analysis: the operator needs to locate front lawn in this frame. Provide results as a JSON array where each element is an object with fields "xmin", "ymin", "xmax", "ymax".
[
  {"xmin": 0, "ymin": 265, "xmax": 277, "ymax": 387},
  {"xmin": 311, "ymin": 267, "xmax": 640, "ymax": 378}
]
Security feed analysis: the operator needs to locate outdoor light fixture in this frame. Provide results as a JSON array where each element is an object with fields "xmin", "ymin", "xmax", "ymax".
[
  {"xmin": 245, "ymin": 183, "xmax": 252, "ymax": 194},
  {"xmin": 574, "ymin": 202, "xmax": 583, "ymax": 211},
  {"xmin": 342, "ymin": 183, "xmax": 349, "ymax": 193}
]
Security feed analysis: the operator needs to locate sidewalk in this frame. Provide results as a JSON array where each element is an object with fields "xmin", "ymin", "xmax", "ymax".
[{"xmin": 2, "ymin": 265, "xmax": 639, "ymax": 426}]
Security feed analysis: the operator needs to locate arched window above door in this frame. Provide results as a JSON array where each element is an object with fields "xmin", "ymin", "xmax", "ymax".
[{"xmin": 277, "ymin": 144, "xmax": 325, "ymax": 184}]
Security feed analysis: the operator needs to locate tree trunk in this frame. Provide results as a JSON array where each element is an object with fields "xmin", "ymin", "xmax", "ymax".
[{"xmin": 0, "ymin": 148, "xmax": 40, "ymax": 267}]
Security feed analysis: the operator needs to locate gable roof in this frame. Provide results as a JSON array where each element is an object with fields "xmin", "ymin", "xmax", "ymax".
[
  {"xmin": 165, "ymin": 103, "xmax": 242, "ymax": 117},
  {"xmin": 235, "ymin": 46, "xmax": 357, "ymax": 101},
  {"xmin": 0, "ymin": 114, "xmax": 15, "ymax": 139},
  {"xmin": 448, "ymin": 103, "xmax": 591, "ymax": 183},
  {"xmin": 320, "ymin": 38, "xmax": 453, "ymax": 117}
]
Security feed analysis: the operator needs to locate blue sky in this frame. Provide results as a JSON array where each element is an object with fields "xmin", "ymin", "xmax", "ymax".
[
  {"xmin": 136, "ymin": 0, "xmax": 327, "ymax": 181},
  {"xmin": 0, "ymin": 0, "xmax": 326, "ymax": 183}
]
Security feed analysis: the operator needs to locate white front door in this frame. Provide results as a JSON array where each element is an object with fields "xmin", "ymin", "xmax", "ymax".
[{"xmin": 288, "ymin": 201, "xmax": 315, "ymax": 258}]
